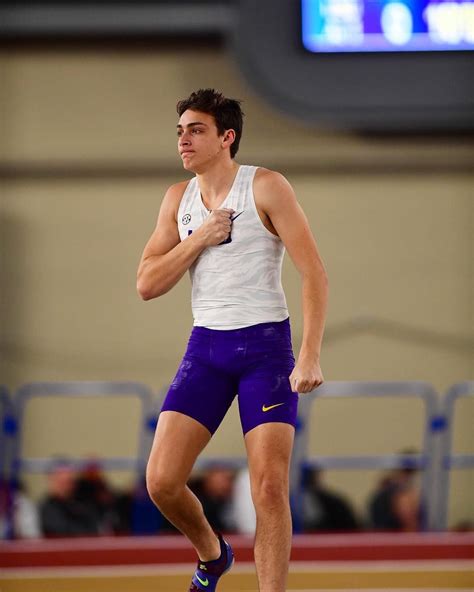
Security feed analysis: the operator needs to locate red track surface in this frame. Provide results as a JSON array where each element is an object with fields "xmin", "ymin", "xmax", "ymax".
[{"xmin": 1, "ymin": 532, "xmax": 473, "ymax": 569}]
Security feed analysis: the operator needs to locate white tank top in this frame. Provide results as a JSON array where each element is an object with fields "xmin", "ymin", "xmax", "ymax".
[{"xmin": 177, "ymin": 165, "xmax": 289, "ymax": 329}]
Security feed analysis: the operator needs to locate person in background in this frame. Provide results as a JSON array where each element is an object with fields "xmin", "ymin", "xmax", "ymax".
[
  {"xmin": 367, "ymin": 448, "xmax": 423, "ymax": 531},
  {"xmin": 302, "ymin": 467, "xmax": 359, "ymax": 532},
  {"xmin": 39, "ymin": 458, "xmax": 99, "ymax": 537},
  {"xmin": 74, "ymin": 460, "xmax": 122, "ymax": 535},
  {"xmin": 190, "ymin": 466, "xmax": 237, "ymax": 534},
  {"xmin": 128, "ymin": 475, "xmax": 164, "ymax": 535},
  {"xmin": 231, "ymin": 467, "xmax": 256, "ymax": 535},
  {"xmin": 0, "ymin": 478, "xmax": 41, "ymax": 539}
]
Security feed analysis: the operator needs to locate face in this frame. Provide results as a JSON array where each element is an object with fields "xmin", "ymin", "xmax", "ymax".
[
  {"xmin": 177, "ymin": 109, "xmax": 232, "ymax": 173},
  {"xmin": 49, "ymin": 465, "xmax": 76, "ymax": 499},
  {"xmin": 203, "ymin": 468, "xmax": 234, "ymax": 499}
]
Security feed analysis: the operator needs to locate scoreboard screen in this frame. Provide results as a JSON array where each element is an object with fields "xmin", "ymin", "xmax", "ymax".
[{"xmin": 302, "ymin": 0, "xmax": 474, "ymax": 52}]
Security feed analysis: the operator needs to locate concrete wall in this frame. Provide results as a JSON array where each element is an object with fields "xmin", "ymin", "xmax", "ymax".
[{"xmin": 1, "ymin": 46, "xmax": 472, "ymax": 526}]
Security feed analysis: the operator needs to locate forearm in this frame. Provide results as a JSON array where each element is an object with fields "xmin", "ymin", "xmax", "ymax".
[
  {"xmin": 298, "ymin": 267, "xmax": 328, "ymax": 362},
  {"xmin": 137, "ymin": 231, "xmax": 207, "ymax": 300}
]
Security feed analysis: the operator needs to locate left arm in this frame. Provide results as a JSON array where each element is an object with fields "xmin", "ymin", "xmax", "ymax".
[{"xmin": 254, "ymin": 169, "xmax": 329, "ymax": 393}]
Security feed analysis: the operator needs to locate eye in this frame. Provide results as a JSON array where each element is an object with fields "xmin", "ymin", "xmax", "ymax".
[{"xmin": 192, "ymin": 129, "xmax": 202, "ymax": 134}]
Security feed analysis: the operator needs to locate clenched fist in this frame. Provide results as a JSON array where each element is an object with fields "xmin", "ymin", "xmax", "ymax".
[{"xmin": 197, "ymin": 208, "xmax": 235, "ymax": 247}]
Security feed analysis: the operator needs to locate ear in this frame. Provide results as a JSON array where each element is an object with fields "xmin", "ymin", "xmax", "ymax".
[{"xmin": 221, "ymin": 129, "xmax": 236, "ymax": 150}]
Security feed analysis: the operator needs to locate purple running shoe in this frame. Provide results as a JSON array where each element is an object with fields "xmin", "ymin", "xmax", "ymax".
[{"xmin": 189, "ymin": 533, "xmax": 234, "ymax": 591}]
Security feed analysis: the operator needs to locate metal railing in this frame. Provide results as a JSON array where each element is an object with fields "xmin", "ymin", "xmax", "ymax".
[
  {"xmin": 11, "ymin": 381, "xmax": 154, "ymax": 478},
  {"xmin": 437, "ymin": 381, "xmax": 474, "ymax": 530},
  {"xmin": 2, "ymin": 379, "xmax": 472, "ymax": 537},
  {"xmin": 292, "ymin": 381, "xmax": 442, "ymax": 530}
]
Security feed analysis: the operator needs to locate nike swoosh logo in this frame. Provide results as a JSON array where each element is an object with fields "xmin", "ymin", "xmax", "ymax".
[
  {"xmin": 262, "ymin": 402, "xmax": 285, "ymax": 412},
  {"xmin": 195, "ymin": 574, "xmax": 209, "ymax": 587},
  {"xmin": 231, "ymin": 211, "xmax": 244, "ymax": 221}
]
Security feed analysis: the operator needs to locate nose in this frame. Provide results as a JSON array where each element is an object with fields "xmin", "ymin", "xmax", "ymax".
[{"xmin": 179, "ymin": 132, "xmax": 191, "ymax": 147}]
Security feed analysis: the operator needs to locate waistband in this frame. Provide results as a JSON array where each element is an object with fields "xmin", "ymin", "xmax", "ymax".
[{"xmin": 190, "ymin": 317, "xmax": 291, "ymax": 339}]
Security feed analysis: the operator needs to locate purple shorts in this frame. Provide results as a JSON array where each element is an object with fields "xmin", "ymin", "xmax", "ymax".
[{"xmin": 161, "ymin": 317, "xmax": 299, "ymax": 435}]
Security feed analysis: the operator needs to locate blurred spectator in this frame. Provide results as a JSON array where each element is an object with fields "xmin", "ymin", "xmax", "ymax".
[
  {"xmin": 0, "ymin": 478, "xmax": 40, "ymax": 539},
  {"xmin": 39, "ymin": 458, "xmax": 99, "ymax": 537},
  {"xmin": 301, "ymin": 468, "xmax": 359, "ymax": 532},
  {"xmin": 0, "ymin": 478, "xmax": 11, "ymax": 539},
  {"xmin": 128, "ymin": 475, "xmax": 164, "ymax": 535},
  {"xmin": 367, "ymin": 448, "xmax": 423, "ymax": 531},
  {"xmin": 231, "ymin": 467, "xmax": 256, "ymax": 534},
  {"xmin": 190, "ymin": 465, "xmax": 236, "ymax": 533},
  {"xmin": 74, "ymin": 460, "xmax": 124, "ymax": 535}
]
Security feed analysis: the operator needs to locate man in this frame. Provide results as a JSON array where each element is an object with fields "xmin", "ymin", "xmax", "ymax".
[{"xmin": 137, "ymin": 89, "xmax": 328, "ymax": 592}]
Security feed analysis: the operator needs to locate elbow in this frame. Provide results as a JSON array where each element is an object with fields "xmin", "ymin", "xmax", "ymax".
[
  {"xmin": 137, "ymin": 280, "xmax": 152, "ymax": 301},
  {"xmin": 136, "ymin": 275, "xmax": 157, "ymax": 301},
  {"xmin": 137, "ymin": 276, "xmax": 167, "ymax": 301}
]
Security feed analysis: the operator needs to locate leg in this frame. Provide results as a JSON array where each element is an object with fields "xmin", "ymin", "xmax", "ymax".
[
  {"xmin": 146, "ymin": 410, "xmax": 220, "ymax": 561},
  {"xmin": 245, "ymin": 422, "xmax": 295, "ymax": 592}
]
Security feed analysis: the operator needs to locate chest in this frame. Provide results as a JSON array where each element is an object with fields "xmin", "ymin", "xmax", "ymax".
[{"xmin": 179, "ymin": 188, "xmax": 278, "ymax": 240}]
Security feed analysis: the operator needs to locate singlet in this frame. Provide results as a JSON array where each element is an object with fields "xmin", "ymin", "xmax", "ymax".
[{"xmin": 177, "ymin": 165, "xmax": 289, "ymax": 329}]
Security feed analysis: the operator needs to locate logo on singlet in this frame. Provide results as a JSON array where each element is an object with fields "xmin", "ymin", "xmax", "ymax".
[{"xmin": 182, "ymin": 214, "xmax": 192, "ymax": 225}]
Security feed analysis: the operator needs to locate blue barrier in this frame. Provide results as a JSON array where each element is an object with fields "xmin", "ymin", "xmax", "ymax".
[
  {"xmin": 0, "ymin": 386, "xmax": 17, "ymax": 539},
  {"xmin": 0, "ymin": 385, "xmax": 15, "ymax": 481},
  {"xmin": 438, "ymin": 381, "xmax": 474, "ymax": 530}
]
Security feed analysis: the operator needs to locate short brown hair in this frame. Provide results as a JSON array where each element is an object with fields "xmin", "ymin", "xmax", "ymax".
[{"xmin": 177, "ymin": 88, "xmax": 244, "ymax": 158}]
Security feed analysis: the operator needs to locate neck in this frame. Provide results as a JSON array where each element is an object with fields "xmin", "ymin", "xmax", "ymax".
[{"xmin": 196, "ymin": 159, "xmax": 240, "ymax": 206}]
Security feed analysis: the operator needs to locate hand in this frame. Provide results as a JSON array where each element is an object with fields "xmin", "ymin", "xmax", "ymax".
[
  {"xmin": 197, "ymin": 208, "xmax": 235, "ymax": 247},
  {"xmin": 289, "ymin": 358, "xmax": 324, "ymax": 394}
]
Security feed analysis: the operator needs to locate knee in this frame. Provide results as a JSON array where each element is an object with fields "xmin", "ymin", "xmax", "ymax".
[
  {"xmin": 252, "ymin": 475, "xmax": 289, "ymax": 511},
  {"xmin": 146, "ymin": 466, "xmax": 181, "ymax": 506}
]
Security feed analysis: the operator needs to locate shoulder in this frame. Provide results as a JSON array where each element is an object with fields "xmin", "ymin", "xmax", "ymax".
[
  {"xmin": 254, "ymin": 167, "xmax": 293, "ymax": 190},
  {"xmin": 165, "ymin": 179, "xmax": 192, "ymax": 201},
  {"xmin": 161, "ymin": 179, "xmax": 192, "ymax": 219},
  {"xmin": 253, "ymin": 167, "xmax": 297, "ymax": 212}
]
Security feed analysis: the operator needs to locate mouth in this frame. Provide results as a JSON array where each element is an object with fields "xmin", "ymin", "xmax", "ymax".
[{"xmin": 180, "ymin": 150, "xmax": 194, "ymax": 157}]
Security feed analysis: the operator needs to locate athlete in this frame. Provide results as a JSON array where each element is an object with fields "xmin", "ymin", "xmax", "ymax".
[{"xmin": 137, "ymin": 89, "xmax": 328, "ymax": 592}]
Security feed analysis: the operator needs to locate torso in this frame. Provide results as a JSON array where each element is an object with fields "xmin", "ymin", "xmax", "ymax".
[{"xmin": 175, "ymin": 164, "xmax": 288, "ymax": 329}]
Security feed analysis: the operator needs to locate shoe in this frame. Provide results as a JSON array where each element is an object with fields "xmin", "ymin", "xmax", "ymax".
[{"xmin": 189, "ymin": 533, "xmax": 234, "ymax": 591}]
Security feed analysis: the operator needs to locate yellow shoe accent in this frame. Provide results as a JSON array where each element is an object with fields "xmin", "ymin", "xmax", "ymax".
[
  {"xmin": 262, "ymin": 402, "xmax": 285, "ymax": 412},
  {"xmin": 195, "ymin": 573, "xmax": 209, "ymax": 587}
]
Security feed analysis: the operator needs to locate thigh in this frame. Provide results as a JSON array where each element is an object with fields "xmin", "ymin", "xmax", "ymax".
[
  {"xmin": 244, "ymin": 422, "xmax": 295, "ymax": 489},
  {"xmin": 161, "ymin": 354, "xmax": 238, "ymax": 436},
  {"xmin": 238, "ymin": 355, "xmax": 298, "ymax": 435},
  {"xmin": 147, "ymin": 410, "xmax": 211, "ymax": 487}
]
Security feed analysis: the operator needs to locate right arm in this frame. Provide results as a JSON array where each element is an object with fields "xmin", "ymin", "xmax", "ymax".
[{"xmin": 136, "ymin": 183, "xmax": 234, "ymax": 300}]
